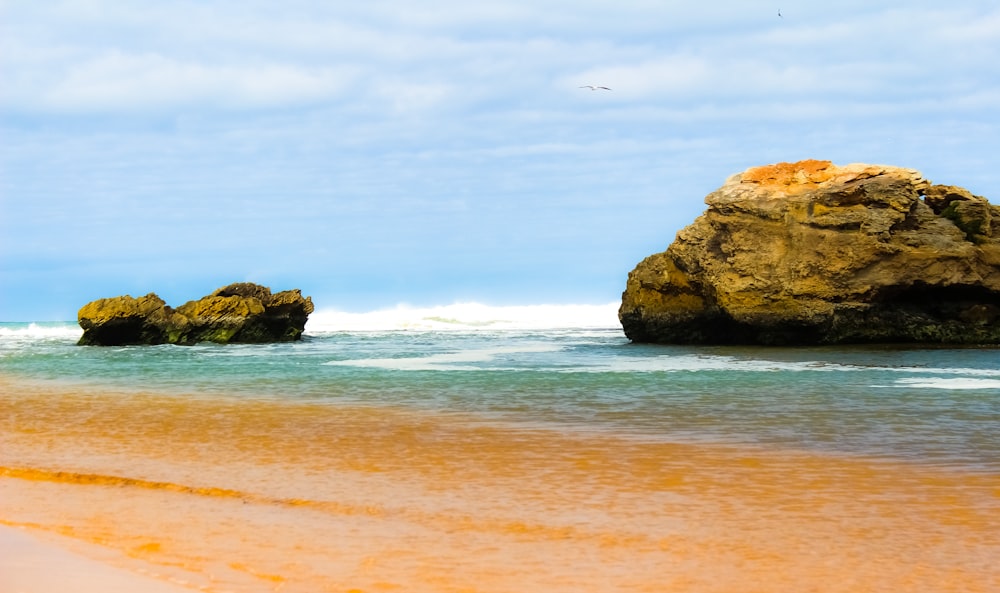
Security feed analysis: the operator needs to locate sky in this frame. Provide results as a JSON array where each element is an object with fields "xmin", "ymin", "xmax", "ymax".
[{"xmin": 2, "ymin": 1, "xmax": 999, "ymax": 320}]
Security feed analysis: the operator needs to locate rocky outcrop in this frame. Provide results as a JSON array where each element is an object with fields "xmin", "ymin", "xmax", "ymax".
[
  {"xmin": 78, "ymin": 283, "xmax": 314, "ymax": 346},
  {"xmin": 619, "ymin": 160, "xmax": 1000, "ymax": 345}
]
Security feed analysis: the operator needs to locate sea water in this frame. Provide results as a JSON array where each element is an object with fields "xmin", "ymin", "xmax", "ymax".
[
  {"xmin": 1, "ymin": 304, "xmax": 999, "ymax": 592},
  {"xmin": 3, "ymin": 307, "xmax": 999, "ymax": 469}
]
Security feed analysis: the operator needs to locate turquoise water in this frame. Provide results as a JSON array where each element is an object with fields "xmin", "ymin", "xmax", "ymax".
[{"xmin": 3, "ymin": 316, "xmax": 998, "ymax": 472}]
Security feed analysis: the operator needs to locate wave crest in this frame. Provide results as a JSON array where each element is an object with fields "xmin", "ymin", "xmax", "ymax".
[
  {"xmin": 305, "ymin": 302, "xmax": 621, "ymax": 333},
  {"xmin": 0, "ymin": 322, "xmax": 82, "ymax": 341}
]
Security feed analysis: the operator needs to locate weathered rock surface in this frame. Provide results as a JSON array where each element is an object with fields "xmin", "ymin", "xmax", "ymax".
[
  {"xmin": 78, "ymin": 283, "xmax": 314, "ymax": 346},
  {"xmin": 619, "ymin": 160, "xmax": 1000, "ymax": 345}
]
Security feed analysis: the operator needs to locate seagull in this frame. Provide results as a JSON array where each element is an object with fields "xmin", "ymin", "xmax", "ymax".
[{"xmin": 579, "ymin": 85, "xmax": 612, "ymax": 91}]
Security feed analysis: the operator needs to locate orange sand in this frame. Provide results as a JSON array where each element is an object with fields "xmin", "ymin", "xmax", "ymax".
[
  {"xmin": 0, "ymin": 524, "xmax": 196, "ymax": 593},
  {"xmin": 1, "ymin": 377, "xmax": 998, "ymax": 592}
]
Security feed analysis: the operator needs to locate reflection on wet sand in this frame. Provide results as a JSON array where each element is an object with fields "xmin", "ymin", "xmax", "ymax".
[{"xmin": 2, "ymin": 379, "xmax": 998, "ymax": 592}]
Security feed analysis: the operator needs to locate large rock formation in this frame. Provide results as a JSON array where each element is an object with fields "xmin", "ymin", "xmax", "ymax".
[
  {"xmin": 619, "ymin": 160, "xmax": 1000, "ymax": 345},
  {"xmin": 78, "ymin": 283, "xmax": 314, "ymax": 346}
]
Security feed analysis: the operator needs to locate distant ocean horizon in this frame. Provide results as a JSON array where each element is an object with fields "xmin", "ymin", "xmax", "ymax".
[
  {"xmin": 2, "ymin": 300, "xmax": 998, "ymax": 591},
  {"xmin": 0, "ymin": 300, "xmax": 623, "ymax": 329}
]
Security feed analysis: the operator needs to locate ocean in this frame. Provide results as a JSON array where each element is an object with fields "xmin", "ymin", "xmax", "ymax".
[{"xmin": 2, "ymin": 303, "xmax": 999, "ymax": 592}]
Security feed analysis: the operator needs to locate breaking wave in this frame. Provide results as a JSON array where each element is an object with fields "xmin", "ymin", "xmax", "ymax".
[
  {"xmin": 893, "ymin": 377, "xmax": 1000, "ymax": 390},
  {"xmin": 305, "ymin": 302, "xmax": 621, "ymax": 333},
  {"xmin": 0, "ymin": 322, "xmax": 82, "ymax": 340}
]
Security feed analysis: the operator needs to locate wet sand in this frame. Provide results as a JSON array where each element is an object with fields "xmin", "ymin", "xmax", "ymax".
[
  {"xmin": 0, "ymin": 524, "xmax": 196, "ymax": 593},
  {"xmin": 2, "ymin": 377, "xmax": 999, "ymax": 592}
]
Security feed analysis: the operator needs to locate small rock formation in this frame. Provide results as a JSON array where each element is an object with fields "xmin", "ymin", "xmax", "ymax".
[
  {"xmin": 619, "ymin": 160, "xmax": 1000, "ymax": 345},
  {"xmin": 78, "ymin": 283, "xmax": 314, "ymax": 346}
]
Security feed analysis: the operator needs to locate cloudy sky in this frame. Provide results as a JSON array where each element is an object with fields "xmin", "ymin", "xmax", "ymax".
[{"xmin": 2, "ymin": 1, "xmax": 998, "ymax": 320}]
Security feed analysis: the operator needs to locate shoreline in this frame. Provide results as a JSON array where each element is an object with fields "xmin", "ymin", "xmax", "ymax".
[
  {"xmin": 3, "ymin": 376, "xmax": 998, "ymax": 592},
  {"xmin": 0, "ymin": 524, "xmax": 196, "ymax": 593}
]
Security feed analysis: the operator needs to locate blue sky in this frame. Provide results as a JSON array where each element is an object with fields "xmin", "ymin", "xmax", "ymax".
[{"xmin": 2, "ymin": 1, "xmax": 998, "ymax": 320}]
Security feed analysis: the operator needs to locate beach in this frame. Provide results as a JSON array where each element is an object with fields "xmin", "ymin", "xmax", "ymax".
[
  {"xmin": 2, "ymin": 371, "xmax": 998, "ymax": 593},
  {"xmin": 6, "ymin": 1, "xmax": 1000, "ymax": 590},
  {"xmin": 0, "ymin": 524, "xmax": 196, "ymax": 593}
]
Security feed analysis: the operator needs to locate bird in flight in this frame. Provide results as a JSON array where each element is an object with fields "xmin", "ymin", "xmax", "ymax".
[
  {"xmin": 777, "ymin": 8, "xmax": 782, "ymax": 17},
  {"xmin": 579, "ymin": 85, "xmax": 612, "ymax": 91}
]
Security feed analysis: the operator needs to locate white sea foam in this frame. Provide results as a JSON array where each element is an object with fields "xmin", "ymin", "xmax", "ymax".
[
  {"xmin": 325, "ymin": 349, "xmax": 1000, "ymax": 376},
  {"xmin": 894, "ymin": 377, "xmax": 1000, "ymax": 390},
  {"xmin": 326, "ymin": 351, "xmax": 866, "ymax": 374},
  {"xmin": 590, "ymin": 358, "xmax": 1000, "ymax": 376},
  {"xmin": 0, "ymin": 322, "xmax": 82, "ymax": 340},
  {"xmin": 566, "ymin": 355, "xmax": 846, "ymax": 374},
  {"xmin": 324, "ymin": 344, "xmax": 564, "ymax": 371},
  {"xmin": 305, "ymin": 302, "xmax": 621, "ymax": 333},
  {"xmin": 886, "ymin": 366, "xmax": 1000, "ymax": 377}
]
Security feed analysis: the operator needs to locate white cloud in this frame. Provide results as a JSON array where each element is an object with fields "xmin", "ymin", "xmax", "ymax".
[
  {"xmin": 31, "ymin": 51, "xmax": 357, "ymax": 112},
  {"xmin": 370, "ymin": 79, "xmax": 456, "ymax": 115},
  {"xmin": 568, "ymin": 55, "xmax": 920, "ymax": 103},
  {"xmin": 3, "ymin": 0, "xmax": 1000, "ymax": 319}
]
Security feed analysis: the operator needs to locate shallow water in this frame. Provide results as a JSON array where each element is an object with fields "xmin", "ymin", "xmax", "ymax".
[{"xmin": 1, "ymin": 320, "xmax": 999, "ymax": 591}]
